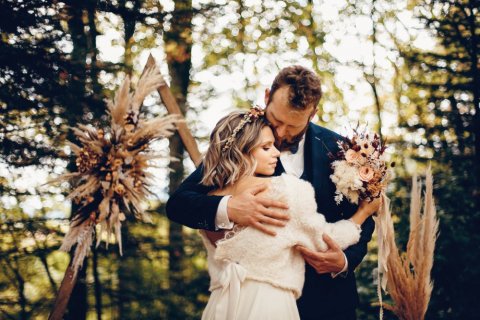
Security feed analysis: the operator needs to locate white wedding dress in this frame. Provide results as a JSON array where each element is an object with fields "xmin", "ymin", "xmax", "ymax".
[{"xmin": 200, "ymin": 174, "xmax": 362, "ymax": 320}]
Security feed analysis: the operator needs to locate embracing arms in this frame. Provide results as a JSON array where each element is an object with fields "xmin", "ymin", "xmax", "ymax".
[
  {"xmin": 166, "ymin": 165, "xmax": 221, "ymax": 230},
  {"xmin": 344, "ymin": 214, "xmax": 375, "ymax": 272},
  {"xmin": 295, "ymin": 213, "xmax": 376, "ymax": 275},
  {"xmin": 292, "ymin": 197, "xmax": 379, "ymax": 253},
  {"xmin": 166, "ymin": 165, "xmax": 289, "ymax": 232}
]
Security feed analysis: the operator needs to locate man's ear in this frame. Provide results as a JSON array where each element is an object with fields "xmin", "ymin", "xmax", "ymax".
[
  {"xmin": 264, "ymin": 88, "xmax": 270, "ymax": 106},
  {"xmin": 309, "ymin": 107, "xmax": 318, "ymax": 121}
]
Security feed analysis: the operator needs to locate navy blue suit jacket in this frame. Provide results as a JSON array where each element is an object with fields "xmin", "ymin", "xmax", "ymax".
[{"xmin": 166, "ymin": 122, "xmax": 375, "ymax": 318}]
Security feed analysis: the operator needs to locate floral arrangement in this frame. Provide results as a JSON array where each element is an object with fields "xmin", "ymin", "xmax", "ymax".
[
  {"xmin": 53, "ymin": 65, "xmax": 180, "ymax": 276},
  {"xmin": 222, "ymin": 106, "xmax": 265, "ymax": 153},
  {"xmin": 329, "ymin": 126, "xmax": 394, "ymax": 205},
  {"xmin": 329, "ymin": 126, "xmax": 394, "ymax": 318}
]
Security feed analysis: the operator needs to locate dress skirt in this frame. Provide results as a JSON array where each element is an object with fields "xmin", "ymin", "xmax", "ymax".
[{"xmin": 202, "ymin": 278, "xmax": 300, "ymax": 320}]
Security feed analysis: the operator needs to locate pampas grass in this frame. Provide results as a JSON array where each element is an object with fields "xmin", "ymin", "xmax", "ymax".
[
  {"xmin": 53, "ymin": 65, "xmax": 180, "ymax": 277},
  {"xmin": 382, "ymin": 165, "xmax": 439, "ymax": 320}
]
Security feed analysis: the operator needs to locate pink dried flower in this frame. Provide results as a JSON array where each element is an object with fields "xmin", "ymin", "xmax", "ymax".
[
  {"xmin": 345, "ymin": 149, "xmax": 360, "ymax": 164},
  {"xmin": 359, "ymin": 166, "xmax": 375, "ymax": 182}
]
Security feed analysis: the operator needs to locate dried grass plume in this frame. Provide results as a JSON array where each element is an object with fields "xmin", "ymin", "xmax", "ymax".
[{"xmin": 381, "ymin": 165, "xmax": 439, "ymax": 320}]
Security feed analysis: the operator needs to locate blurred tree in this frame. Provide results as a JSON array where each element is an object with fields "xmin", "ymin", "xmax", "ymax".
[
  {"xmin": 0, "ymin": 1, "xmax": 72, "ymax": 318},
  {"xmin": 193, "ymin": 0, "xmax": 348, "ymax": 126},
  {"xmin": 0, "ymin": 0, "xmax": 69, "ymax": 169},
  {"xmin": 390, "ymin": 0, "xmax": 480, "ymax": 318}
]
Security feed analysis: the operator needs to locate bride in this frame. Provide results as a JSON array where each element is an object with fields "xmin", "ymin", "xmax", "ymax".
[{"xmin": 199, "ymin": 108, "xmax": 380, "ymax": 319}]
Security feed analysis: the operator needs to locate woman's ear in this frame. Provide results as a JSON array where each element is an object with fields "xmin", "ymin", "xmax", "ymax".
[{"xmin": 264, "ymin": 88, "xmax": 270, "ymax": 106}]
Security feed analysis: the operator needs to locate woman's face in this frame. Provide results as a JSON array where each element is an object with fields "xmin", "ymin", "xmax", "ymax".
[{"xmin": 251, "ymin": 126, "xmax": 281, "ymax": 176}]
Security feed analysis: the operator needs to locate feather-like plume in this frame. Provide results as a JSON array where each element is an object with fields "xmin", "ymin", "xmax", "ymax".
[
  {"xmin": 109, "ymin": 76, "xmax": 131, "ymax": 127},
  {"xmin": 131, "ymin": 66, "xmax": 166, "ymax": 114},
  {"xmin": 381, "ymin": 165, "xmax": 439, "ymax": 320},
  {"xmin": 53, "ymin": 64, "xmax": 179, "ymax": 276}
]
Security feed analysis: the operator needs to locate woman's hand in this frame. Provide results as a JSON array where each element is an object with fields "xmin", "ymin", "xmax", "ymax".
[
  {"xmin": 350, "ymin": 196, "xmax": 382, "ymax": 225},
  {"xmin": 358, "ymin": 197, "xmax": 382, "ymax": 217}
]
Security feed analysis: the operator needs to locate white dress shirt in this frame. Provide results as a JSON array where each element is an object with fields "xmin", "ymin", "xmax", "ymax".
[{"xmin": 214, "ymin": 134, "xmax": 348, "ymax": 276}]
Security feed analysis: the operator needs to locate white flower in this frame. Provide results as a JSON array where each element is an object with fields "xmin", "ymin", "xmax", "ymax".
[
  {"xmin": 330, "ymin": 160, "xmax": 365, "ymax": 204},
  {"xmin": 334, "ymin": 193, "xmax": 344, "ymax": 205}
]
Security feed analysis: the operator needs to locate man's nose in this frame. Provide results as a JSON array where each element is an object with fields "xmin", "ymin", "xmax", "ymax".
[{"xmin": 275, "ymin": 126, "xmax": 287, "ymax": 138}]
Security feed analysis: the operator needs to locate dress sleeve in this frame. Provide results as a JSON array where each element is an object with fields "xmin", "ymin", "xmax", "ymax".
[{"xmin": 280, "ymin": 175, "xmax": 362, "ymax": 251}]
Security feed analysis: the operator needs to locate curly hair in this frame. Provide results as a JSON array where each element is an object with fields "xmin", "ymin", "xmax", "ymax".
[
  {"xmin": 201, "ymin": 111, "xmax": 270, "ymax": 189},
  {"xmin": 268, "ymin": 65, "xmax": 322, "ymax": 110}
]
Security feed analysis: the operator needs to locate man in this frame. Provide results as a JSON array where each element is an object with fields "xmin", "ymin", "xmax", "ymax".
[{"xmin": 166, "ymin": 65, "xmax": 375, "ymax": 319}]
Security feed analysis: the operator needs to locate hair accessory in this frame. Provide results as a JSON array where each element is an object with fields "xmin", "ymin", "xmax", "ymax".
[{"xmin": 222, "ymin": 106, "xmax": 265, "ymax": 153}]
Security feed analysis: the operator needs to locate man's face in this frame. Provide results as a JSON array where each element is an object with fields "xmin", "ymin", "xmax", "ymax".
[{"xmin": 264, "ymin": 86, "xmax": 315, "ymax": 146}]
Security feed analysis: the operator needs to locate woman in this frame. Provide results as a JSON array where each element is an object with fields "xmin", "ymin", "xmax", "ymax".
[{"xmin": 200, "ymin": 108, "xmax": 380, "ymax": 320}]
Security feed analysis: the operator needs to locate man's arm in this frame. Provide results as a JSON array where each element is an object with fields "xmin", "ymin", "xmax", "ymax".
[
  {"xmin": 338, "ymin": 197, "xmax": 376, "ymax": 273},
  {"xmin": 166, "ymin": 165, "xmax": 222, "ymax": 231},
  {"xmin": 296, "ymin": 199, "xmax": 376, "ymax": 275},
  {"xmin": 166, "ymin": 165, "xmax": 290, "ymax": 232},
  {"xmin": 344, "ymin": 215, "xmax": 375, "ymax": 272}
]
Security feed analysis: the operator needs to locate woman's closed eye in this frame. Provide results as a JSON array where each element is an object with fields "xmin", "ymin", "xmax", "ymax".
[{"xmin": 262, "ymin": 142, "xmax": 274, "ymax": 151}]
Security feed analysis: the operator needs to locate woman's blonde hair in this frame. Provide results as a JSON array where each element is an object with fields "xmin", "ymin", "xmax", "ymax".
[{"xmin": 201, "ymin": 111, "xmax": 270, "ymax": 189}]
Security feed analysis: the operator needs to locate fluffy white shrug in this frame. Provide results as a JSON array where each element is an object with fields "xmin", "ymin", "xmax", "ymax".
[{"xmin": 201, "ymin": 174, "xmax": 362, "ymax": 299}]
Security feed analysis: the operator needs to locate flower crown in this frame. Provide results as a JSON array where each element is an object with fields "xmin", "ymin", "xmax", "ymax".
[{"xmin": 222, "ymin": 106, "xmax": 265, "ymax": 153}]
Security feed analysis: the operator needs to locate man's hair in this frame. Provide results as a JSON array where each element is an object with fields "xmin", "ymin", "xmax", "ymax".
[
  {"xmin": 201, "ymin": 111, "xmax": 270, "ymax": 189},
  {"xmin": 269, "ymin": 65, "xmax": 322, "ymax": 110}
]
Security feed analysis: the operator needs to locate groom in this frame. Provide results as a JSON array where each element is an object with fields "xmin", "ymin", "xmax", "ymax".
[{"xmin": 166, "ymin": 65, "xmax": 375, "ymax": 319}]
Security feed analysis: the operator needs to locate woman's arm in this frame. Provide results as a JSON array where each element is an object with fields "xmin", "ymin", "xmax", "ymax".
[
  {"xmin": 349, "ymin": 198, "xmax": 382, "ymax": 225},
  {"xmin": 320, "ymin": 198, "xmax": 381, "ymax": 250},
  {"xmin": 287, "ymin": 176, "xmax": 380, "ymax": 252}
]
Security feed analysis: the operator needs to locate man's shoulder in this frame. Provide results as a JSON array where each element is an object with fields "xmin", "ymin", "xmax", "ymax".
[
  {"xmin": 309, "ymin": 122, "xmax": 343, "ymax": 138},
  {"xmin": 309, "ymin": 122, "xmax": 345, "ymax": 147}
]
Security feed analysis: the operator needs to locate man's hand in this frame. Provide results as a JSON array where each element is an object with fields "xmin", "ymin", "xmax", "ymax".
[
  {"xmin": 295, "ymin": 234, "xmax": 346, "ymax": 274},
  {"xmin": 227, "ymin": 183, "xmax": 290, "ymax": 236}
]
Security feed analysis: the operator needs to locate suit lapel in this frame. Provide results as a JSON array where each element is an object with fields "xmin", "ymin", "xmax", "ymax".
[
  {"xmin": 276, "ymin": 123, "xmax": 332, "ymax": 185},
  {"xmin": 307, "ymin": 123, "xmax": 331, "ymax": 191},
  {"xmin": 274, "ymin": 158, "xmax": 285, "ymax": 176}
]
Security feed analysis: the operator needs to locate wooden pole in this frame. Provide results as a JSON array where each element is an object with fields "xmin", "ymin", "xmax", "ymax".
[
  {"xmin": 48, "ymin": 261, "xmax": 78, "ymax": 320},
  {"xmin": 49, "ymin": 53, "xmax": 201, "ymax": 319},
  {"xmin": 144, "ymin": 54, "xmax": 202, "ymax": 167}
]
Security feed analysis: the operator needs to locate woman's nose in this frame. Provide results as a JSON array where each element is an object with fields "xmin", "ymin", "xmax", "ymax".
[{"xmin": 273, "ymin": 146, "xmax": 281, "ymax": 157}]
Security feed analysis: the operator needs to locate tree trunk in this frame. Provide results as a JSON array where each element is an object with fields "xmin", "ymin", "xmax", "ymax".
[
  {"xmin": 369, "ymin": 0, "xmax": 383, "ymax": 142},
  {"xmin": 64, "ymin": 2, "xmax": 90, "ymax": 318},
  {"xmin": 466, "ymin": 3, "xmax": 480, "ymax": 197},
  {"xmin": 164, "ymin": 0, "xmax": 193, "ymax": 317},
  {"xmin": 121, "ymin": 0, "xmax": 141, "ymax": 74}
]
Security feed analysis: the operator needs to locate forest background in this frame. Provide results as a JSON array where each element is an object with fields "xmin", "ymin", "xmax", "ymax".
[{"xmin": 1, "ymin": 0, "xmax": 479, "ymax": 319}]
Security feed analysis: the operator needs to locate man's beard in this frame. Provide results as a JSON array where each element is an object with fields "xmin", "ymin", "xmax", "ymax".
[{"xmin": 274, "ymin": 125, "xmax": 309, "ymax": 152}]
